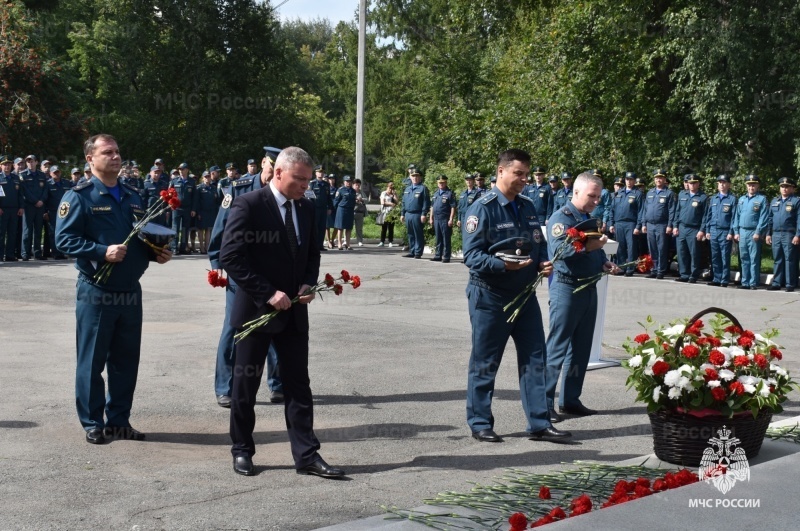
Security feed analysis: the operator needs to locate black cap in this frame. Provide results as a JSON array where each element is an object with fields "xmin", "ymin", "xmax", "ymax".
[
  {"xmin": 343, "ymin": 175, "xmax": 352, "ymax": 182},
  {"xmin": 490, "ymin": 175, "xmax": 497, "ymax": 183},
  {"xmin": 407, "ymin": 163, "xmax": 416, "ymax": 170},
  {"xmin": 0, "ymin": 154, "xmax": 11, "ymax": 164},
  {"xmin": 745, "ymin": 174, "xmax": 760, "ymax": 185},
  {"xmin": 178, "ymin": 162, "xmax": 189, "ymax": 169},
  {"xmin": 225, "ymin": 162, "xmax": 236, "ymax": 170},
  {"xmin": 532, "ymin": 165, "xmax": 546, "ymax": 174},
  {"xmin": 778, "ymin": 176, "xmax": 797, "ymax": 187},
  {"xmin": 624, "ymin": 171, "xmax": 637, "ymax": 180},
  {"xmin": 488, "ymin": 237, "xmax": 533, "ymax": 262},
  {"xmin": 590, "ymin": 169, "xmax": 603, "ymax": 178},
  {"xmin": 684, "ymin": 174, "xmax": 699, "ymax": 183},
  {"xmin": 561, "ymin": 171, "xmax": 573, "ymax": 180},
  {"xmin": 716, "ymin": 174, "xmax": 731, "ymax": 183},
  {"xmin": 653, "ymin": 168, "xmax": 667, "ymax": 178},
  {"xmin": 314, "ymin": 164, "xmax": 324, "ymax": 172},
  {"xmin": 614, "ymin": 176, "xmax": 624, "ymax": 185},
  {"xmin": 247, "ymin": 159, "xmax": 256, "ymax": 165},
  {"xmin": 464, "ymin": 173, "xmax": 475, "ymax": 180},
  {"xmin": 437, "ymin": 175, "xmax": 448, "ymax": 183},
  {"xmin": 574, "ymin": 217, "xmax": 604, "ymax": 238},
  {"xmin": 209, "ymin": 165, "xmax": 221, "ymax": 172},
  {"xmin": 138, "ymin": 222, "xmax": 176, "ymax": 252},
  {"xmin": 548, "ymin": 174, "xmax": 558, "ymax": 183}
]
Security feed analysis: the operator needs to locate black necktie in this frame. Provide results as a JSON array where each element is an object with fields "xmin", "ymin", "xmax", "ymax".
[{"xmin": 284, "ymin": 200, "xmax": 299, "ymax": 256}]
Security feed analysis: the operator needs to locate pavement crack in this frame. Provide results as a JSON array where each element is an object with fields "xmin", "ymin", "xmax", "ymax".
[{"xmin": 126, "ymin": 486, "xmax": 266, "ymax": 522}]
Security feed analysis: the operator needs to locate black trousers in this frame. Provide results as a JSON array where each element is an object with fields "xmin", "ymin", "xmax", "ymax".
[{"xmin": 230, "ymin": 315, "xmax": 320, "ymax": 468}]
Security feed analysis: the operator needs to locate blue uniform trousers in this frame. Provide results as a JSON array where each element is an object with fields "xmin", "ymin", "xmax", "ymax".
[
  {"xmin": 676, "ymin": 227, "xmax": 701, "ymax": 280},
  {"xmin": 545, "ymin": 279, "xmax": 597, "ymax": 410},
  {"xmin": 465, "ymin": 283, "xmax": 549, "ymax": 433},
  {"xmin": 405, "ymin": 213, "xmax": 424, "ymax": 257},
  {"xmin": 171, "ymin": 209, "xmax": 191, "ymax": 253},
  {"xmin": 0, "ymin": 210, "xmax": 19, "ymax": 260},
  {"xmin": 738, "ymin": 229, "xmax": 762, "ymax": 288},
  {"xmin": 75, "ymin": 279, "xmax": 142, "ymax": 430},
  {"xmin": 22, "ymin": 205, "xmax": 45, "ymax": 258},
  {"xmin": 646, "ymin": 223, "xmax": 670, "ymax": 275},
  {"xmin": 771, "ymin": 232, "xmax": 798, "ymax": 288},
  {"xmin": 710, "ymin": 229, "xmax": 733, "ymax": 284},
  {"xmin": 433, "ymin": 219, "xmax": 452, "ymax": 259},
  {"xmin": 215, "ymin": 279, "xmax": 281, "ymax": 397},
  {"xmin": 230, "ymin": 317, "xmax": 320, "ymax": 467},
  {"xmin": 314, "ymin": 208, "xmax": 327, "ymax": 249},
  {"xmin": 614, "ymin": 221, "xmax": 637, "ymax": 272},
  {"xmin": 46, "ymin": 211, "xmax": 66, "ymax": 259}
]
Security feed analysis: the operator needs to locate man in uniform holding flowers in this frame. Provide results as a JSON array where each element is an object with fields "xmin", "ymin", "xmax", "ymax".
[
  {"xmin": 56, "ymin": 134, "xmax": 173, "ymax": 445},
  {"xmin": 462, "ymin": 149, "xmax": 570, "ymax": 443},
  {"xmin": 546, "ymin": 172, "xmax": 618, "ymax": 421}
]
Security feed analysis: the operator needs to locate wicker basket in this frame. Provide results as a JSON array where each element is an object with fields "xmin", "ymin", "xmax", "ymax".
[{"xmin": 648, "ymin": 307, "xmax": 772, "ymax": 466}]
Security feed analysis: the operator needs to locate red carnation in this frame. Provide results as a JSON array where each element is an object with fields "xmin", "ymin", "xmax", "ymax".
[
  {"xmin": 333, "ymin": 284, "xmax": 343, "ymax": 296},
  {"xmin": 168, "ymin": 197, "xmax": 181, "ymax": 209},
  {"xmin": 538, "ymin": 486, "xmax": 551, "ymax": 499},
  {"xmin": 636, "ymin": 254, "xmax": 654, "ymax": 273},
  {"xmin": 706, "ymin": 336, "xmax": 722, "ymax": 347},
  {"xmin": 324, "ymin": 273, "xmax": 335, "ymax": 287},
  {"xmin": 681, "ymin": 345, "xmax": 700, "ymax": 359},
  {"xmin": 340, "ymin": 269, "xmax": 351, "ymax": 282},
  {"xmin": 570, "ymin": 494, "xmax": 592, "ymax": 516},
  {"xmin": 548, "ymin": 507, "xmax": 566, "ymax": 520},
  {"xmin": 636, "ymin": 477, "xmax": 650, "ymax": 488},
  {"xmin": 531, "ymin": 515, "xmax": 554, "ymax": 528},
  {"xmin": 508, "ymin": 512, "xmax": 527, "ymax": 530},
  {"xmin": 652, "ymin": 360, "xmax": 670, "ymax": 376},
  {"xmin": 652, "ymin": 479, "xmax": 667, "ymax": 491},
  {"xmin": 675, "ymin": 469, "xmax": 699, "ymax": 485},
  {"xmin": 770, "ymin": 347, "xmax": 783, "ymax": 360},
  {"xmin": 704, "ymin": 368, "xmax": 719, "ymax": 382},
  {"xmin": 729, "ymin": 381, "xmax": 745, "ymax": 396},
  {"xmin": 614, "ymin": 479, "xmax": 631, "ymax": 494},
  {"xmin": 634, "ymin": 333, "xmax": 650, "ymax": 344},
  {"xmin": 351, "ymin": 275, "xmax": 361, "ymax": 289},
  {"xmin": 737, "ymin": 336, "xmax": 753, "ymax": 349},
  {"xmin": 708, "ymin": 350, "xmax": 725, "ymax": 366},
  {"xmin": 566, "ymin": 227, "xmax": 581, "ymax": 239},
  {"xmin": 696, "ymin": 337, "xmax": 709, "ymax": 346},
  {"xmin": 724, "ymin": 325, "xmax": 743, "ymax": 335},
  {"xmin": 572, "ymin": 240, "xmax": 585, "ymax": 252},
  {"xmin": 662, "ymin": 342, "xmax": 671, "ymax": 352},
  {"xmin": 691, "ymin": 319, "xmax": 704, "ymax": 330},
  {"xmin": 733, "ymin": 355, "xmax": 750, "ymax": 368},
  {"xmin": 711, "ymin": 387, "xmax": 727, "ymax": 401},
  {"xmin": 159, "ymin": 190, "xmax": 170, "ymax": 200},
  {"xmin": 754, "ymin": 354, "xmax": 768, "ymax": 369},
  {"xmin": 741, "ymin": 330, "xmax": 755, "ymax": 340},
  {"xmin": 634, "ymin": 485, "xmax": 652, "ymax": 497}
]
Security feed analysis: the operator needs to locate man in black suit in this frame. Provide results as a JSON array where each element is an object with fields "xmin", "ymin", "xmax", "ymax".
[{"xmin": 219, "ymin": 146, "xmax": 344, "ymax": 478}]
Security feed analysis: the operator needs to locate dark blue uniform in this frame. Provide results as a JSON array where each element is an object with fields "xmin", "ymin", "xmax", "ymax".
[
  {"xmin": 0, "ymin": 170, "xmax": 22, "ymax": 261},
  {"xmin": 308, "ymin": 177, "xmax": 331, "ymax": 248},
  {"xmin": 609, "ymin": 187, "xmax": 644, "ymax": 274},
  {"xmin": 672, "ymin": 189, "xmax": 708, "ymax": 281},
  {"xmin": 545, "ymin": 204, "xmax": 608, "ymax": 411},
  {"xmin": 402, "ymin": 182, "xmax": 431, "ymax": 257},
  {"xmin": 333, "ymin": 185, "xmax": 356, "ymax": 230},
  {"xmin": 732, "ymin": 192, "xmax": 770, "ymax": 288},
  {"xmin": 55, "ymin": 177, "xmax": 152, "ymax": 433},
  {"xmin": 141, "ymin": 178, "xmax": 170, "ymax": 226},
  {"xmin": 195, "ymin": 183, "xmax": 219, "ymax": 229},
  {"xmin": 768, "ymin": 193, "xmax": 800, "ymax": 290},
  {"xmin": 704, "ymin": 192, "xmax": 737, "ymax": 285},
  {"xmin": 45, "ymin": 178, "xmax": 72, "ymax": 259},
  {"xmin": 168, "ymin": 176, "xmax": 198, "ymax": 253},
  {"xmin": 457, "ymin": 187, "xmax": 482, "ymax": 228},
  {"xmin": 326, "ymin": 185, "xmax": 337, "ymax": 230},
  {"xmin": 553, "ymin": 187, "xmax": 573, "ymax": 211},
  {"xmin": 522, "ymin": 182, "xmax": 553, "ymax": 224},
  {"xmin": 431, "ymin": 186, "xmax": 455, "ymax": 260},
  {"xmin": 19, "ymin": 168, "xmax": 49, "ymax": 259},
  {"xmin": 208, "ymin": 176, "xmax": 281, "ymax": 400},
  {"xmin": 462, "ymin": 191, "xmax": 551, "ymax": 434},
  {"xmin": 590, "ymin": 188, "xmax": 612, "ymax": 229},
  {"xmin": 640, "ymin": 187, "xmax": 676, "ymax": 276}
]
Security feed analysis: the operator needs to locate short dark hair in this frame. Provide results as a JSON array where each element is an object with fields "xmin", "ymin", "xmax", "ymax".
[
  {"xmin": 353, "ymin": 178, "xmax": 362, "ymax": 184},
  {"xmin": 83, "ymin": 134, "xmax": 117, "ymax": 156},
  {"xmin": 497, "ymin": 149, "xmax": 531, "ymax": 168}
]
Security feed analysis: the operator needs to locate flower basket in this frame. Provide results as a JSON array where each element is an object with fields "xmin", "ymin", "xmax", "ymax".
[
  {"xmin": 622, "ymin": 306, "xmax": 794, "ymax": 466},
  {"xmin": 648, "ymin": 408, "xmax": 772, "ymax": 466}
]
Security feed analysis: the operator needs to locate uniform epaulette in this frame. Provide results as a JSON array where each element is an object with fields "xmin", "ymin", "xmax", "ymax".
[
  {"xmin": 234, "ymin": 177, "xmax": 254, "ymax": 188},
  {"xmin": 517, "ymin": 194, "xmax": 533, "ymax": 203},
  {"xmin": 72, "ymin": 180, "xmax": 93, "ymax": 191},
  {"xmin": 121, "ymin": 183, "xmax": 140, "ymax": 193},
  {"xmin": 479, "ymin": 191, "xmax": 498, "ymax": 204},
  {"xmin": 562, "ymin": 207, "xmax": 573, "ymax": 215}
]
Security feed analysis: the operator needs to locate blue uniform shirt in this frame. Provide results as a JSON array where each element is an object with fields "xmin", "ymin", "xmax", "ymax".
[
  {"xmin": 20, "ymin": 169, "xmax": 49, "ymax": 205},
  {"xmin": 462, "ymin": 191, "xmax": 548, "ymax": 293},
  {"xmin": 553, "ymin": 187, "xmax": 572, "ymax": 211},
  {"xmin": 169, "ymin": 177, "xmax": 198, "ymax": 212},
  {"xmin": 672, "ymin": 190, "xmax": 708, "ymax": 230},
  {"xmin": 142, "ymin": 179, "xmax": 169, "ymax": 209},
  {"xmin": 208, "ymin": 176, "xmax": 259, "ymax": 270},
  {"xmin": 522, "ymin": 182, "xmax": 553, "ymax": 224},
  {"xmin": 55, "ymin": 177, "xmax": 150, "ymax": 291},
  {"xmin": 548, "ymin": 203, "xmax": 608, "ymax": 279},
  {"xmin": 308, "ymin": 178, "xmax": 332, "ymax": 211},
  {"xmin": 705, "ymin": 192, "xmax": 737, "ymax": 234},
  {"xmin": 432, "ymin": 188, "xmax": 455, "ymax": 219},
  {"xmin": 590, "ymin": 188, "xmax": 612, "ymax": 225},
  {"xmin": 46, "ymin": 178, "xmax": 72, "ymax": 212},
  {"xmin": 609, "ymin": 188, "xmax": 644, "ymax": 229},
  {"xmin": 769, "ymin": 194, "xmax": 800, "ymax": 237},
  {"xmin": 733, "ymin": 193, "xmax": 770, "ymax": 235},
  {"xmin": 402, "ymin": 183, "xmax": 431, "ymax": 215},
  {"xmin": 0, "ymin": 172, "xmax": 22, "ymax": 210},
  {"xmin": 641, "ymin": 187, "xmax": 676, "ymax": 227},
  {"xmin": 333, "ymin": 185, "xmax": 356, "ymax": 210},
  {"xmin": 458, "ymin": 188, "xmax": 482, "ymax": 224}
]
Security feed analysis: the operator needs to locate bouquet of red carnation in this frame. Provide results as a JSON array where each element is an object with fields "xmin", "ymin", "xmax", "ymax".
[
  {"xmin": 572, "ymin": 254, "xmax": 654, "ymax": 293},
  {"xmin": 234, "ymin": 269, "xmax": 361, "ymax": 342},
  {"xmin": 503, "ymin": 227, "xmax": 588, "ymax": 322},
  {"xmin": 207, "ymin": 270, "xmax": 228, "ymax": 288},
  {"xmin": 94, "ymin": 189, "xmax": 181, "ymax": 283}
]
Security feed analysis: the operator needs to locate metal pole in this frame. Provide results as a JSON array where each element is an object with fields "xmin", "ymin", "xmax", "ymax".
[{"xmin": 355, "ymin": 0, "xmax": 366, "ymax": 183}]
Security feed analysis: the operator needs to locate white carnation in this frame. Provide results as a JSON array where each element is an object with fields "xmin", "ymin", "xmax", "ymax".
[
  {"xmin": 653, "ymin": 387, "xmax": 662, "ymax": 402},
  {"xmin": 642, "ymin": 347, "xmax": 656, "ymax": 357},
  {"xmin": 738, "ymin": 375, "xmax": 759, "ymax": 386},
  {"xmin": 629, "ymin": 355, "xmax": 643, "ymax": 368},
  {"xmin": 759, "ymin": 385, "xmax": 771, "ymax": 398},
  {"xmin": 662, "ymin": 324, "xmax": 685, "ymax": 337},
  {"xmin": 707, "ymin": 380, "xmax": 721, "ymax": 388},
  {"xmin": 677, "ymin": 376, "xmax": 692, "ymax": 390},
  {"xmin": 718, "ymin": 369, "xmax": 736, "ymax": 381},
  {"xmin": 743, "ymin": 384, "xmax": 756, "ymax": 394},
  {"xmin": 729, "ymin": 346, "xmax": 746, "ymax": 358},
  {"xmin": 664, "ymin": 370, "xmax": 682, "ymax": 387},
  {"xmin": 668, "ymin": 387, "xmax": 683, "ymax": 399},
  {"xmin": 755, "ymin": 333, "xmax": 776, "ymax": 346},
  {"xmin": 678, "ymin": 364, "xmax": 694, "ymax": 375},
  {"xmin": 771, "ymin": 364, "xmax": 788, "ymax": 377}
]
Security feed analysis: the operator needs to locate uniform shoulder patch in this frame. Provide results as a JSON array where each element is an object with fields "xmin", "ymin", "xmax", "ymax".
[
  {"xmin": 551, "ymin": 222, "xmax": 564, "ymax": 238},
  {"xmin": 465, "ymin": 215, "xmax": 479, "ymax": 233},
  {"xmin": 234, "ymin": 177, "xmax": 254, "ymax": 188},
  {"xmin": 517, "ymin": 194, "xmax": 533, "ymax": 203},
  {"xmin": 58, "ymin": 201, "xmax": 70, "ymax": 218},
  {"xmin": 121, "ymin": 183, "xmax": 139, "ymax": 193},
  {"xmin": 221, "ymin": 193, "xmax": 233, "ymax": 209},
  {"xmin": 562, "ymin": 207, "xmax": 574, "ymax": 216},
  {"xmin": 72, "ymin": 180, "xmax": 93, "ymax": 191},
  {"xmin": 479, "ymin": 192, "xmax": 497, "ymax": 204}
]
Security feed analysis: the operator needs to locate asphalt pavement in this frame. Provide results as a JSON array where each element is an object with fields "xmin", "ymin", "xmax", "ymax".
[{"xmin": 1, "ymin": 245, "xmax": 798, "ymax": 530}]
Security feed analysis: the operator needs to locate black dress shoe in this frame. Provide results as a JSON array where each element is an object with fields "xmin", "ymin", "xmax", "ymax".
[
  {"xmin": 103, "ymin": 426, "xmax": 146, "ymax": 441},
  {"xmin": 414, "ymin": 255, "xmax": 422, "ymax": 259},
  {"xmin": 624, "ymin": 271, "xmax": 633, "ymax": 277},
  {"xmin": 787, "ymin": 287, "xmax": 796, "ymax": 292},
  {"xmin": 549, "ymin": 409, "xmax": 562, "ymax": 423},
  {"xmin": 216, "ymin": 395, "xmax": 232, "ymax": 408},
  {"xmin": 296, "ymin": 457, "xmax": 345, "ymax": 478},
  {"xmin": 269, "ymin": 390, "xmax": 284, "ymax": 403},
  {"xmin": 561, "ymin": 403, "xmax": 597, "ymax": 416},
  {"xmin": 647, "ymin": 272, "xmax": 657, "ymax": 278},
  {"xmin": 708, "ymin": 281, "xmax": 721, "ymax": 286},
  {"xmin": 233, "ymin": 455, "xmax": 256, "ymax": 476},
  {"xmin": 675, "ymin": 278, "xmax": 688, "ymax": 283},
  {"xmin": 736, "ymin": 284, "xmax": 748, "ymax": 289},
  {"xmin": 85, "ymin": 428, "xmax": 106, "ymax": 445},
  {"xmin": 688, "ymin": 278, "xmax": 697, "ymax": 283},
  {"xmin": 471, "ymin": 429, "xmax": 502, "ymax": 442},
  {"xmin": 442, "ymin": 259, "xmax": 450, "ymax": 263},
  {"xmin": 767, "ymin": 285, "xmax": 781, "ymax": 291},
  {"xmin": 656, "ymin": 274, "xmax": 664, "ymax": 279},
  {"xmin": 430, "ymin": 256, "xmax": 442, "ymax": 262},
  {"xmin": 528, "ymin": 426, "xmax": 572, "ymax": 440},
  {"xmin": 402, "ymin": 253, "xmax": 414, "ymax": 258},
  {"xmin": 720, "ymin": 284, "xmax": 728, "ymax": 288}
]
